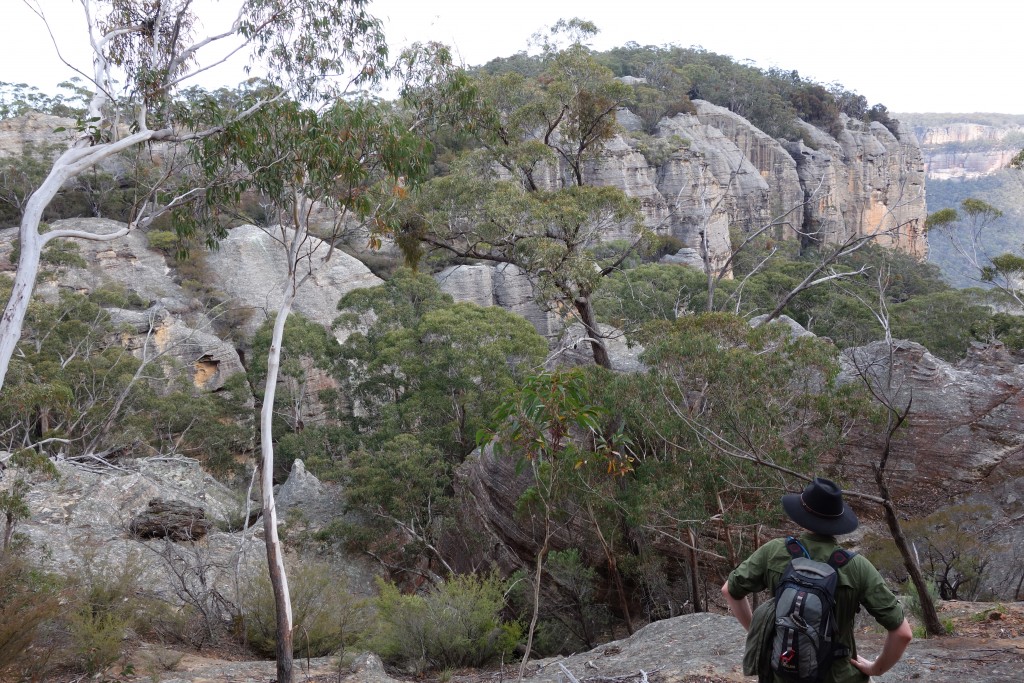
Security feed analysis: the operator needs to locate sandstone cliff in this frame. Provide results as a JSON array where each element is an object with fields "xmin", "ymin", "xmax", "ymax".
[
  {"xmin": 598, "ymin": 102, "xmax": 927, "ymax": 267},
  {"xmin": 902, "ymin": 115, "xmax": 1024, "ymax": 181},
  {"xmin": 436, "ymin": 104, "xmax": 927, "ymax": 328}
]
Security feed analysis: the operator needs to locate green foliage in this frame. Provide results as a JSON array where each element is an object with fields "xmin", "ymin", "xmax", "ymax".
[
  {"xmin": 901, "ymin": 578, "xmax": 941, "ymax": 633},
  {"xmin": 594, "ymin": 263, "xmax": 711, "ymax": 331},
  {"xmin": 88, "ymin": 282, "xmax": 150, "ymax": 310},
  {"xmin": 593, "ymin": 45, "xmax": 892, "ymax": 140},
  {"xmin": 924, "ymin": 180, "xmax": 1023, "ymax": 288},
  {"xmin": 0, "ymin": 553, "xmax": 62, "ymax": 677},
  {"xmin": 628, "ymin": 132, "xmax": 689, "ymax": 167},
  {"xmin": 889, "ymin": 290, "xmax": 996, "ymax": 361},
  {"xmin": 507, "ymin": 549, "xmax": 610, "ymax": 654},
  {"xmin": 145, "ymin": 230, "xmax": 180, "ymax": 254},
  {"xmin": 370, "ymin": 572, "xmax": 520, "ymax": 673},
  {"xmin": 243, "ymin": 559, "xmax": 370, "ymax": 658},
  {"xmin": 65, "ymin": 549, "xmax": 148, "ymax": 675},
  {"xmin": 338, "ymin": 270, "xmax": 548, "ymax": 460},
  {"xmin": 629, "ymin": 314, "xmax": 861, "ymax": 525},
  {"xmin": 0, "ymin": 79, "xmax": 90, "ymax": 120},
  {"xmin": 346, "ymin": 434, "xmax": 451, "ymax": 534},
  {"xmin": 0, "ymin": 285, "xmax": 250, "ymax": 472},
  {"xmin": 865, "ymin": 504, "xmax": 1002, "ymax": 603},
  {"xmin": 594, "ymin": 243, "xmax": 990, "ymax": 360},
  {"xmin": 335, "ymin": 272, "xmax": 547, "ymax": 571},
  {"xmin": 276, "ymin": 426, "xmax": 355, "ymax": 482}
]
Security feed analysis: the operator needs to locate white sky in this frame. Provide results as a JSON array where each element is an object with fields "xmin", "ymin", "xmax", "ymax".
[{"xmin": 1, "ymin": 0, "xmax": 1020, "ymax": 114}]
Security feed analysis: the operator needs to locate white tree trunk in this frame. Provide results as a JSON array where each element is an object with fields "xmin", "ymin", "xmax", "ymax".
[{"xmin": 261, "ymin": 286, "xmax": 296, "ymax": 683}]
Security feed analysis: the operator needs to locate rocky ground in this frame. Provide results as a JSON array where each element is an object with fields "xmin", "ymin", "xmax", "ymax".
[{"xmin": 72, "ymin": 602, "xmax": 1022, "ymax": 683}]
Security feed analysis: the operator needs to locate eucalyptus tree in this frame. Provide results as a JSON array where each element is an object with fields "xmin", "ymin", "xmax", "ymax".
[
  {"xmin": 177, "ymin": 93, "xmax": 433, "ymax": 682},
  {"xmin": 0, "ymin": 0, "xmax": 391, "ymax": 393},
  {"xmin": 411, "ymin": 20, "xmax": 650, "ymax": 369}
]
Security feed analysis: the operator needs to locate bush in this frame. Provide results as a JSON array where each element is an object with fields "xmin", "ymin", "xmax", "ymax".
[
  {"xmin": 901, "ymin": 578, "xmax": 940, "ymax": 627},
  {"xmin": 507, "ymin": 550, "xmax": 610, "ymax": 655},
  {"xmin": 243, "ymin": 559, "xmax": 370, "ymax": 659},
  {"xmin": 0, "ymin": 553, "xmax": 62, "ymax": 677},
  {"xmin": 370, "ymin": 572, "xmax": 521, "ymax": 673},
  {"xmin": 64, "ymin": 549, "xmax": 147, "ymax": 675},
  {"xmin": 89, "ymin": 282, "xmax": 150, "ymax": 310},
  {"xmin": 145, "ymin": 230, "xmax": 179, "ymax": 254}
]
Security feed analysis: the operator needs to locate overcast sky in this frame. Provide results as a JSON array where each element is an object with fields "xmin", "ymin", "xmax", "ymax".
[{"xmin": 2, "ymin": 0, "xmax": 1019, "ymax": 114}]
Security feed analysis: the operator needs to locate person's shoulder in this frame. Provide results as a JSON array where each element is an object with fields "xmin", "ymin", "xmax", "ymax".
[
  {"xmin": 844, "ymin": 550, "xmax": 886, "ymax": 581},
  {"xmin": 749, "ymin": 537, "xmax": 789, "ymax": 560}
]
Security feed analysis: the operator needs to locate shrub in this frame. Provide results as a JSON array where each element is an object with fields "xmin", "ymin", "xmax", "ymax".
[
  {"xmin": 243, "ymin": 559, "xmax": 370, "ymax": 658},
  {"xmin": 64, "ymin": 549, "xmax": 147, "ymax": 675},
  {"xmin": 370, "ymin": 572, "xmax": 521, "ymax": 673},
  {"xmin": 0, "ymin": 554, "xmax": 62, "ymax": 677},
  {"xmin": 145, "ymin": 230, "xmax": 179, "ymax": 254},
  {"xmin": 507, "ymin": 550, "xmax": 610, "ymax": 655},
  {"xmin": 901, "ymin": 577, "xmax": 940, "ymax": 631},
  {"xmin": 89, "ymin": 282, "xmax": 150, "ymax": 310}
]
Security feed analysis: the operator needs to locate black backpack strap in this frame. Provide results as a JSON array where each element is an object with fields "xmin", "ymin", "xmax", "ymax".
[
  {"xmin": 785, "ymin": 536, "xmax": 810, "ymax": 559},
  {"xmin": 827, "ymin": 548, "xmax": 856, "ymax": 569}
]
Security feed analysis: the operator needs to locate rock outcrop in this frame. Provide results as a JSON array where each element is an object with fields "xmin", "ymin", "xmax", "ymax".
[
  {"xmin": 835, "ymin": 340, "xmax": 1024, "ymax": 595},
  {"xmin": 581, "ymin": 103, "xmax": 928, "ymax": 270},
  {"xmin": 129, "ymin": 498, "xmax": 212, "ymax": 541},
  {"xmin": 434, "ymin": 263, "xmax": 561, "ymax": 338},
  {"xmin": 204, "ymin": 224, "xmax": 383, "ymax": 342},
  {"xmin": 781, "ymin": 118, "xmax": 927, "ymax": 258}
]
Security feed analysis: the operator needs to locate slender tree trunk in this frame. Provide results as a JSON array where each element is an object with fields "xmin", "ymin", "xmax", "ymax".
[
  {"xmin": 587, "ymin": 505, "xmax": 633, "ymax": 635},
  {"xmin": 574, "ymin": 297, "xmax": 611, "ymax": 369},
  {"xmin": 874, "ymin": 470, "xmax": 944, "ymax": 636},
  {"xmin": 262, "ymin": 291, "xmax": 297, "ymax": 683},
  {"xmin": 0, "ymin": 134, "xmax": 138, "ymax": 393},
  {"xmin": 0, "ymin": 195, "xmax": 49, "ymax": 392},
  {"xmin": 518, "ymin": 518, "xmax": 551, "ymax": 683},
  {"xmin": 687, "ymin": 527, "xmax": 703, "ymax": 613}
]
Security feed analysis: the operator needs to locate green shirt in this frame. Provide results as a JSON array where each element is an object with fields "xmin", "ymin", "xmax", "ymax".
[{"xmin": 727, "ymin": 534, "xmax": 905, "ymax": 683}]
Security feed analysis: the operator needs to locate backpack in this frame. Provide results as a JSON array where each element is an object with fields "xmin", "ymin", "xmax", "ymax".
[{"xmin": 770, "ymin": 537, "xmax": 854, "ymax": 683}]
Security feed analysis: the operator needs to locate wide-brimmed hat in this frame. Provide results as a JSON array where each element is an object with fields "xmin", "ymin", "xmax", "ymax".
[{"xmin": 781, "ymin": 477, "xmax": 858, "ymax": 536}]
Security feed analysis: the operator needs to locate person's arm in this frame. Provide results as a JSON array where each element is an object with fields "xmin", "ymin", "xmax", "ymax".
[
  {"xmin": 850, "ymin": 618, "xmax": 912, "ymax": 677},
  {"xmin": 721, "ymin": 580, "xmax": 753, "ymax": 631}
]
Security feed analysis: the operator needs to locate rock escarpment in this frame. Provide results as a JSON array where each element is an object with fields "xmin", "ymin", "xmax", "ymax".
[
  {"xmin": 909, "ymin": 118, "xmax": 1024, "ymax": 180},
  {"xmin": 579, "ymin": 101, "xmax": 928, "ymax": 271},
  {"xmin": 438, "ymin": 103, "xmax": 927, "ymax": 342},
  {"xmin": 0, "ymin": 219, "xmax": 381, "ymax": 425}
]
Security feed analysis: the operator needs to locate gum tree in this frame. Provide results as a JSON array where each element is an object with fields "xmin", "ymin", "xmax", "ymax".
[
  {"xmin": 0, "ymin": 0, "xmax": 390, "ymax": 392},
  {"xmin": 410, "ymin": 20, "xmax": 648, "ymax": 369},
  {"xmin": 178, "ymin": 92, "xmax": 433, "ymax": 682}
]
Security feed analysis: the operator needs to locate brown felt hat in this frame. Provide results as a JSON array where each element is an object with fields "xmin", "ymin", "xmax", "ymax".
[{"xmin": 781, "ymin": 477, "xmax": 859, "ymax": 536}]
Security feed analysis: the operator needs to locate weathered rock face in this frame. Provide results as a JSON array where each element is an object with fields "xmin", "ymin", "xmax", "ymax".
[
  {"xmin": 835, "ymin": 340, "xmax": 1024, "ymax": 596},
  {"xmin": 3, "ymin": 458, "xmax": 266, "ymax": 605},
  {"xmin": 0, "ymin": 111, "xmax": 75, "ymax": 158},
  {"xmin": 204, "ymin": 224, "xmax": 383, "ymax": 342},
  {"xmin": 1, "ymin": 455, "xmax": 383, "ymax": 607},
  {"xmin": 692, "ymin": 100, "xmax": 806, "ymax": 237},
  {"xmin": 434, "ymin": 263, "xmax": 562, "ymax": 338},
  {"xmin": 781, "ymin": 118, "xmax": 927, "ymax": 259},
  {"xmin": 572, "ymin": 105, "xmax": 928, "ymax": 276},
  {"xmin": 0, "ymin": 219, "xmax": 252, "ymax": 397},
  {"xmin": 908, "ymin": 118, "xmax": 1024, "ymax": 181}
]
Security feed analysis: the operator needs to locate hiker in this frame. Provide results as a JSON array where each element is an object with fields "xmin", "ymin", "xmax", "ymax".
[{"xmin": 721, "ymin": 477, "xmax": 913, "ymax": 682}]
